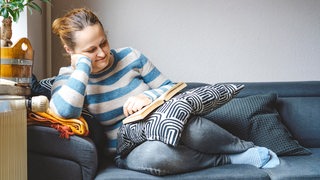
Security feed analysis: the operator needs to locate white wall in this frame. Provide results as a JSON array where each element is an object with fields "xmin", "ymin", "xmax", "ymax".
[{"xmin": 50, "ymin": 0, "xmax": 320, "ymax": 83}]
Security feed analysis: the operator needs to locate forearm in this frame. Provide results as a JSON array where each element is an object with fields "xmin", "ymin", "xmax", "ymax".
[
  {"xmin": 50, "ymin": 57, "xmax": 92, "ymax": 118},
  {"xmin": 143, "ymin": 82, "xmax": 174, "ymax": 101},
  {"xmin": 138, "ymin": 54, "xmax": 174, "ymax": 100}
]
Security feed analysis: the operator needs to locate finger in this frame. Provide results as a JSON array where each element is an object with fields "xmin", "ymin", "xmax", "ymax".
[
  {"xmin": 123, "ymin": 101, "xmax": 131, "ymax": 117},
  {"xmin": 127, "ymin": 103, "xmax": 135, "ymax": 115},
  {"xmin": 131, "ymin": 103, "xmax": 140, "ymax": 112},
  {"xmin": 123, "ymin": 99, "xmax": 134, "ymax": 117},
  {"xmin": 133, "ymin": 102, "xmax": 144, "ymax": 112},
  {"xmin": 123, "ymin": 106, "xmax": 128, "ymax": 117}
]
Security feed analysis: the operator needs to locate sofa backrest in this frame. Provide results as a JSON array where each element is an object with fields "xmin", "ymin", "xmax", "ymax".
[{"xmin": 236, "ymin": 81, "xmax": 320, "ymax": 148}]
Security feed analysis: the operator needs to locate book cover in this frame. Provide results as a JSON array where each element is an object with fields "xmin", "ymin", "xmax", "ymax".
[{"xmin": 122, "ymin": 82, "xmax": 187, "ymax": 124}]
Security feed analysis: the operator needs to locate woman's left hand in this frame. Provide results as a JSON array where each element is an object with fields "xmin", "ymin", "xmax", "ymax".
[{"xmin": 123, "ymin": 93, "xmax": 152, "ymax": 117}]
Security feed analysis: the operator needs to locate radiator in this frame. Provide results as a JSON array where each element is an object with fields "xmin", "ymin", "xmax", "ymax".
[{"xmin": 0, "ymin": 95, "xmax": 27, "ymax": 180}]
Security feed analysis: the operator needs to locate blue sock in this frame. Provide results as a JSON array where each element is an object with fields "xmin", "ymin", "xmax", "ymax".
[
  {"xmin": 262, "ymin": 149, "xmax": 280, "ymax": 168},
  {"xmin": 229, "ymin": 147, "xmax": 271, "ymax": 168}
]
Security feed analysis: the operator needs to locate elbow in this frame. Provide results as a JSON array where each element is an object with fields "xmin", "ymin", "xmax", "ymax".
[{"xmin": 49, "ymin": 98, "xmax": 82, "ymax": 119}]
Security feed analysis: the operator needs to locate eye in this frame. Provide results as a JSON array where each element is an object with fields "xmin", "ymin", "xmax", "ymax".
[
  {"xmin": 100, "ymin": 40, "xmax": 107, "ymax": 48},
  {"xmin": 86, "ymin": 48, "xmax": 97, "ymax": 53}
]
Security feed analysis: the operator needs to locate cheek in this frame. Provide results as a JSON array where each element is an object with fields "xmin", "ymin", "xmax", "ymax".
[
  {"xmin": 78, "ymin": 51, "xmax": 95, "ymax": 61},
  {"xmin": 86, "ymin": 54, "xmax": 96, "ymax": 61},
  {"xmin": 103, "ymin": 46, "xmax": 111, "ymax": 55}
]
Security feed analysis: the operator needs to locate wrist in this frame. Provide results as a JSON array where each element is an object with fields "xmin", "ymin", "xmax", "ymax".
[
  {"xmin": 76, "ymin": 56, "xmax": 92, "ymax": 74},
  {"xmin": 142, "ymin": 92, "xmax": 154, "ymax": 102},
  {"xmin": 76, "ymin": 56, "xmax": 91, "ymax": 65}
]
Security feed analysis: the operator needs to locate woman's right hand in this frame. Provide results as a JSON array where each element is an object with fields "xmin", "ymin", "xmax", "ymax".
[
  {"xmin": 123, "ymin": 93, "xmax": 152, "ymax": 117},
  {"xmin": 70, "ymin": 54, "xmax": 90, "ymax": 70}
]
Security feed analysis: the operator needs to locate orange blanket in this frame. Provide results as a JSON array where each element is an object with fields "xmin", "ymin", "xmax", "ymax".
[{"xmin": 28, "ymin": 109, "xmax": 89, "ymax": 139}]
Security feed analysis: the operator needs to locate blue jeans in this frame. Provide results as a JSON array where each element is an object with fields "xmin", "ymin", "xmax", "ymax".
[{"xmin": 115, "ymin": 116, "xmax": 254, "ymax": 176}]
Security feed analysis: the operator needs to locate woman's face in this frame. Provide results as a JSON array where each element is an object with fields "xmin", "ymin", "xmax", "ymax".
[{"xmin": 71, "ymin": 23, "xmax": 113, "ymax": 74}]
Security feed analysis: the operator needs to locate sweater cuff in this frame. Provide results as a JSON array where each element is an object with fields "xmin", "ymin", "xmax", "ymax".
[{"xmin": 76, "ymin": 56, "xmax": 92, "ymax": 74}]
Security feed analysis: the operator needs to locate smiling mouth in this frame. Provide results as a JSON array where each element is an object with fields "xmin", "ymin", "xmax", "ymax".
[{"xmin": 96, "ymin": 57, "xmax": 106, "ymax": 62}]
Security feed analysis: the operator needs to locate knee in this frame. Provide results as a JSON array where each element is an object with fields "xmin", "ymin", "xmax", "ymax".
[
  {"xmin": 182, "ymin": 116, "xmax": 210, "ymax": 143},
  {"xmin": 134, "ymin": 141, "xmax": 172, "ymax": 166},
  {"xmin": 126, "ymin": 141, "xmax": 175, "ymax": 176}
]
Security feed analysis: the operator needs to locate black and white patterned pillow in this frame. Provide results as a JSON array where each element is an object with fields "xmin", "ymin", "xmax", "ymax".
[
  {"xmin": 31, "ymin": 74, "xmax": 55, "ymax": 99},
  {"xmin": 117, "ymin": 83, "xmax": 245, "ymax": 157},
  {"xmin": 145, "ymin": 83, "xmax": 245, "ymax": 145}
]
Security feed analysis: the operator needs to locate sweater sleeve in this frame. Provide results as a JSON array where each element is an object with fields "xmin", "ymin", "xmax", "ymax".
[
  {"xmin": 132, "ymin": 48, "xmax": 175, "ymax": 100},
  {"xmin": 49, "ymin": 56, "xmax": 92, "ymax": 118}
]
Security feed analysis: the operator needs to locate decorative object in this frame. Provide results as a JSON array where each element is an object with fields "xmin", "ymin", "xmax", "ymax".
[
  {"xmin": 1, "ymin": 0, "xmax": 50, "ymax": 89},
  {"xmin": 0, "ymin": 37, "xmax": 33, "ymax": 89},
  {"xmin": 0, "ymin": 0, "xmax": 51, "ymax": 47}
]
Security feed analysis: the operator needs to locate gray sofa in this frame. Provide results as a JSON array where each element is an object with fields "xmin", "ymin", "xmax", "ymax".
[{"xmin": 28, "ymin": 80, "xmax": 320, "ymax": 180}]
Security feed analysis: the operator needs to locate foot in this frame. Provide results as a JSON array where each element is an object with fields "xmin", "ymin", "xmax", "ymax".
[
  {"xmin": 229, "ymin": 146, "xmax": 273, "ymax": 168},
  {"xmin": 262, "ymin": 149, "xmax": 280, "ymax": 168}
]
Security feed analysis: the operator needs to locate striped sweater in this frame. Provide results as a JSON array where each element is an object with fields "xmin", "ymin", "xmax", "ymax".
[{"xmin": 50, "ymin": 47, "xmax": 174, "ymax": 154}]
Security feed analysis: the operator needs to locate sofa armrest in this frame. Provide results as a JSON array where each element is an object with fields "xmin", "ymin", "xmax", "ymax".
[{"xmin": 27, "ymin": 125, "xmax": 98, "ymax": 180}]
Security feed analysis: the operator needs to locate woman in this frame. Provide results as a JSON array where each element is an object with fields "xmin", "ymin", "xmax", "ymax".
[{"xmin": 50, "ymin": 8, "xmax": 279, "ymax": 176}]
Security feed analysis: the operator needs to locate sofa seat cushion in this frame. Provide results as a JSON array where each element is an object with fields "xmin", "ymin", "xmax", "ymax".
[
  {"xmin": 27, "ymin": 125, "xmax": 98, "ymax": 180},
  {"xmin": 96, "ymin": 163, "xmax": 269, "ymax": 180},
  {"xmin": 95, "ymin": 149, "xmax": 320, "ymax": 180},
  {"xmin": 28, "ymin": 152, "xmax": 83, "ymax": 180},
  {"xmin": 263, "ymin": 148, "xmax": 320, "ymax": 179}
]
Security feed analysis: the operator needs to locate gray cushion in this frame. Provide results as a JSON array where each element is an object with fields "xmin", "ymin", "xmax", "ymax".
[
  {"xmin": 277, "ymin": 97, "xmax": 320, "ymax": 148},
  {"xmin": 204, "ymin": 93, "xmax": 311, "ymax": 156}
]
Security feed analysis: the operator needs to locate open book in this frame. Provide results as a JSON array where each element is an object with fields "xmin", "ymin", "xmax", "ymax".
[{"xmin": 122, "ymin": 82, "xmax": 187, "ymax": 124}]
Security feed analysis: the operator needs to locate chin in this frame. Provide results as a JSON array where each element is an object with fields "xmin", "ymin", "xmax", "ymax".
[{"xmin": 93, "ymin": 65, "xmax": 109, "ymax": 74}]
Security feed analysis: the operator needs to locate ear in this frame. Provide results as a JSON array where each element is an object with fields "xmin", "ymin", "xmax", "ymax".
[{"xmin": 64, "ymin": 45, "xmax": 74, "ymax": 55}]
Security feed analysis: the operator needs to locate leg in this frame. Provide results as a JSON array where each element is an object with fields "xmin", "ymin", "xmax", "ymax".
[
  {"xmin": 181, "ymin": 116, "xmax": 255, "ymax": 154},
  {"xmin": 181, "ymin": 116, "xmax": 280, "ymax": 168},
  {"xmin": 115, "ymin": 141, "xmax": 229, "ymax": 176}
]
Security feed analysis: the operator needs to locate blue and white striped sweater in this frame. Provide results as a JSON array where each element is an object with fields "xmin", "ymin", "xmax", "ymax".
[{"xmin": 50, "ymin": 47, "xmax": 173, "ymax": 153}]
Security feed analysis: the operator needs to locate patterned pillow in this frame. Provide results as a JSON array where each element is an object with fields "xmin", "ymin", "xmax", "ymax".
[
  {"xmin": 31, "ymin": 74, "xmax": 55, "ymax": 99},
  {"xmin": 117, "ymin": 83, "xmax": 245, "ymax": 157},
  {"xmin": 204, "ymin": 93, "xmax": 311, "ymax": 156}
]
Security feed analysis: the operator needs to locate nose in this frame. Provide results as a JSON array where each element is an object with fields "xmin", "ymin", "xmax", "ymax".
[{"xmin": 97, "ymin": 47, "xmax": 106, "ymax": 57}]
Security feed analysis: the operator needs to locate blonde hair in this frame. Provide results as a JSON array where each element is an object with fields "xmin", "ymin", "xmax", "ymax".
[{"xmin": 52, "ymin": 8, "xmax": 104, "ymax": 50}]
